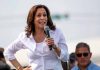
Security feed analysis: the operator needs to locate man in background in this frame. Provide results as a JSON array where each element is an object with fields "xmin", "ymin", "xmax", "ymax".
[{"xmin": 72, "ymin": 42, "xmax": 100, "ymax": 70}]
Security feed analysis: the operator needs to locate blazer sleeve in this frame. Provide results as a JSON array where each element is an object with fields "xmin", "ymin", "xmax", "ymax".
[
  {"xmin": 4, "ymin": 33, "xmax": 26, "ymax": 60},
  {"xmin": 57, "ymin": 29, "xmax": 69, "ymax": 62}
]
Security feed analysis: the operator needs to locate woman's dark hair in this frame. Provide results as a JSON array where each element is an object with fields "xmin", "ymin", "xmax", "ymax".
[{"xmin": 25, "ymin": 4, "xmax": 56, "ymax": 37}]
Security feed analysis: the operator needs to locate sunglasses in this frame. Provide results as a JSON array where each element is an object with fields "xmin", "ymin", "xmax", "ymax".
[{"xmin": 76, "ymin": 52, "xmax": 89, "ymax": 57}]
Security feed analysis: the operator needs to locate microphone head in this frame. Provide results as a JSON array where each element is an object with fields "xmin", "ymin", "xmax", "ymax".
[
  {"xmin": 44, "ymin": 26, "xmax": 50, "ymax": 37},
  {"xmin": 44, "ymin": 26, "xmax": 50, "ymax": 31}
]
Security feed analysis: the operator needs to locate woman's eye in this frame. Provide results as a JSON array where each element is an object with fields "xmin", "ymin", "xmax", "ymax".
[
  {"xmin": 37, "ymin": 14, "xmax": 41, "ymax": 17},
  {"xmin": 36, "ymin": 13, "xmax": 47, "ymax": 17},
  {"xmin": 43, "ymin": 14, "xmax": 47, "ymax": 17}
]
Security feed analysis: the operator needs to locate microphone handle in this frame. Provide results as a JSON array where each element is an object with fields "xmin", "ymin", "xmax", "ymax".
[
  {"xmin": 49, "ymin": 45, "xmax": 52, "ymax": 50},
  {"xmin": 47, "ymin": 30, "xmax": 52, "ymax": 50}
]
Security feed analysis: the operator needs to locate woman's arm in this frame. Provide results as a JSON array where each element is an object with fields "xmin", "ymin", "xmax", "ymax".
[
  {"xmin": 45, "ymin": 37, "xmax": 61, "ymax": 56},
  {"xmin": 10, "ymin": 59, "xmax": 23, "ymax": 70},
  {"xmin": 52, "ymin": 45, "xmax": 61, "ymax": 57},
  {"xmin": 54, "ymin": 28, "xmax": 69, "ymax": 62}
]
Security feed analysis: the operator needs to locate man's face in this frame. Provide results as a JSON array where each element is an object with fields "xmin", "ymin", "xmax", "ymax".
[{"xmin": 75, "ymin": 47, "xmax": 92, "ymax": 67}]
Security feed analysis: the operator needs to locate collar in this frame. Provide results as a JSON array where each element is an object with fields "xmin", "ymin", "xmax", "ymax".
[
  {"xmin": 19, "ymin": 32, "xmax": 36, "ymax": 52},
  {"xmin": 77, "ymin": 61, "xmax": 93, "ymax": 70}
]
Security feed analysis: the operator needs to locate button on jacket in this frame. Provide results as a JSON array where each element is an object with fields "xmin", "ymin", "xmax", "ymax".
[{"xmin": 4, "ymin": 28, "xmax": 69, "ymax": 70}]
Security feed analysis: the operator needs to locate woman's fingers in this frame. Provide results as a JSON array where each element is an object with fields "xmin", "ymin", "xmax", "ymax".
[
  {"xmin": 23, "ymin": 66, "xmax": 31, "ymax": 70},
  {"xmin": 45, "ymin": 38, "xmax": 54, "ymax": 45}
]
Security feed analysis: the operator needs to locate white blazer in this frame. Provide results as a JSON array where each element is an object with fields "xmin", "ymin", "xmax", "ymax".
[{"xmin": 4, "ymin": 28, "xmax": 69, "ymax": 70}]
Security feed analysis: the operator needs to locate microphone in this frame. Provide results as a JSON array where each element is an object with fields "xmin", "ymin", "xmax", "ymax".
[{"xmin": 44, "ymin": 26, "xmax": 52, "ymax": 50}]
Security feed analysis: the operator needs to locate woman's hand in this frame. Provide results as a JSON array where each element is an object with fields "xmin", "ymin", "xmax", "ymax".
[
  {"xmin": 45, "ymin": 37, "xmax": 61, "ymax": 56},
  {"xmin": 23, "ymin": 66, "xmax": 31, "ymax": 70},
  {"xmin": 45, "ymin": 38, "xmax": 54, "ymax": 47},
  {"xmin": 17, "ymin": 66, "xmax": 31, "ymax": 70}
]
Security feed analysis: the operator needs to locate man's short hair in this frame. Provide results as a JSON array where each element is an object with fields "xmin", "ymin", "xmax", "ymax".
[{"xmin": 75, "ymin": 42, "xmax": 90, "ymax": 52}]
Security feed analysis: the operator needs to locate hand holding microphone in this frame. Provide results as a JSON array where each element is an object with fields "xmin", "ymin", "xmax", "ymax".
[{"xmin": 44, "ymin": 26, "xmax": 53, "ymax": 50}]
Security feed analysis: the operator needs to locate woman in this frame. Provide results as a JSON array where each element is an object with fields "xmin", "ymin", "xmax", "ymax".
[{"xmin": 4, "ymin": 4, "xmax": 69, "ymax": 70}]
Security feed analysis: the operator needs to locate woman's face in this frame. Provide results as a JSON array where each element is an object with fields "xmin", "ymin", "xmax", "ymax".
[{"xmin": 34, "ymin": 8, "xmax": 47, "ymax": 30}]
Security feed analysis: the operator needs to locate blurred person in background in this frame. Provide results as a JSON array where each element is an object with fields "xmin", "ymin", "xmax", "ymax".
[
  {"xmin": 0, "ymin": 48, "xmax": 6, "ymax": 63},
  {"xmin": 61, "ymin": 61, "xmax": 68, "ymax": 70},
  {"xmin": 4, "ymin": 4, "xmax": 68, "ymax": 70},
  {"xmin": 68, "ymin": 52, "xmax": 77, "ymax": 70},
  {"xmin": 72, "ymin": 42, "xmax": 100, "ymax": 70},
  {"xmin": 0, "ymin": 61, "xmax": 11, "ymax": 70}
]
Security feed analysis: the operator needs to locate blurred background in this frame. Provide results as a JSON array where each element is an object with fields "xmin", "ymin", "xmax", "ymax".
[{"xmin": 0, "ymin": 0, "xmax": 100, "ymax": 68}]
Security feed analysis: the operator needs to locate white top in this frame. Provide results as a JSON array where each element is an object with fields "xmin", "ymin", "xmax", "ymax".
[{"xmin": 4, "ymin": 28, "xmax": 69, "ymax": 70}]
